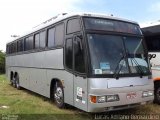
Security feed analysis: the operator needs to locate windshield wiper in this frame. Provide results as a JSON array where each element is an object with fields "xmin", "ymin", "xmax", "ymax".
[
  {"xmin": 130, "ymin": 57, "xmax": 144, "ymax": 78},
  {"xmin": 113, "ymin": 53, "xmax": 126, "ymax": 79},
  {"xmin": 114, "ymin": 53, "xmax": 145, "ymax": 79},
  {"xmin": 125, "ymin": 48, "xmax": 145, "ymax": 78}
]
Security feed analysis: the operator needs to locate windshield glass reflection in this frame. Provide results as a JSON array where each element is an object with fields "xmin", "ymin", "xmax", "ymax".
[{"xmin": 87, "ymin": 34, "xmax": 149, "ymax": 75}]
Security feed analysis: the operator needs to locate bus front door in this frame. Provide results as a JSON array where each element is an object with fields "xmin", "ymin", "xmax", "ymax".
[{"xmin": 73, "ymin": 35, "xmax": 88, "ymax": 111}]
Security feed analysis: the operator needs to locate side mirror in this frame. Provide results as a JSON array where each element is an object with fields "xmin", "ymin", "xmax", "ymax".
[{"xmin": 77, "ymin": 34, "xmax": 83, "ymax": 40}]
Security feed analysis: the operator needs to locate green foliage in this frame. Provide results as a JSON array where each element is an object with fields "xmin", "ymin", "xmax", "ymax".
[{"xmin": 0, "ymin": 51, "xmax": 5, "ymax": 73}]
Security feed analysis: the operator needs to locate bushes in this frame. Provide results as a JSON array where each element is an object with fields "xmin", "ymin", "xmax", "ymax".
[{"xmin": 0, "ymin": 51, "xmax": 5, "ymax": 74}]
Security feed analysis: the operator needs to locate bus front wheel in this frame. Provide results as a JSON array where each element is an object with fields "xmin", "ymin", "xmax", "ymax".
[{"xmin": 54, "ymin": 81, "xmax": 65, "ymax": 108}]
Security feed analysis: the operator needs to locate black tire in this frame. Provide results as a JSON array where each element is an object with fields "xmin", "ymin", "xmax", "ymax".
[
  {"xmin": 10, "ymin": 73, "xmax": 13, "ymax": 86},
  {"xmin": 54, "ymin": 81, "xmax": 65, "ymax": 108},
  {"xmin": 15, "ymin": 74, "xmax": 21, "ymax": 90},
  {"xmin": 155, "ymin": 86, "xmax": 160, "ymax": 104}
]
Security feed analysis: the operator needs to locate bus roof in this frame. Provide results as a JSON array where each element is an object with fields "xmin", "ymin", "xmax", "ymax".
[
  {"xmin": 141, "ymin": 20, "xmax": 160, "ymax": 36},
  {"xmin": 7, "ymin": 12, "xmax": 139, "ymax": 44},
  {"xmin": 140, "ymin": 20, "xmax": 160, "ymax": 28}
]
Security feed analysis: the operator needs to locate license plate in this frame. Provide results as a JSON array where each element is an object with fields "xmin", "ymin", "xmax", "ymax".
[{"xmin": 126, "ymin": 92, "xmax": 137, "ymax": 99}]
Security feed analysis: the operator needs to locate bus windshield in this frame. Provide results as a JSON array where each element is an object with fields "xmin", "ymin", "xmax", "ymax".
[{"xmin": 87, "ymin": 34, "xmax": 150, "ymax": 76}]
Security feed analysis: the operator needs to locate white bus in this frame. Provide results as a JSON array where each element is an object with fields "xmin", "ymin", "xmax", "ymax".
[
  {"xmin": 6, "ymin": 13, "xmax": 154, "ymax": 112},
  {"xmin": 142, "ymin": 22, "xmax": 160, "ymax": 104}
]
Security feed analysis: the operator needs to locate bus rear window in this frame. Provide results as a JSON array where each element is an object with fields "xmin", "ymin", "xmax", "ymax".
[{"xmin": 84, "ymin": 18, "xmax": 142, "ymax": 35}]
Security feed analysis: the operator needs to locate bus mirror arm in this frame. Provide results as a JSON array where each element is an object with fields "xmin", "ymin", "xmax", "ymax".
[
  {"xmin": 79, "ymin": 40, "xmax": 83, "ymax": 50},
  {"xmin": 77, "ymin": 34, "xmax": 83, "ymax": 40},
  {"xmin": 78, "ymin": 35, "xmax": 83, "ymax": 50},
  {"xmin": 74, "ymin": 35, "xmax": 83, "ymax": 50}
]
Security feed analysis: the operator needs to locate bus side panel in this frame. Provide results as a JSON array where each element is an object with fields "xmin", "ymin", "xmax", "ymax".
[
  {"xmin": 46, "ymin": 70, "xmax": 74, "ymax": 106},
  {"xmin": 45, "ymin": 49, "xmax": 64, "ymax": 69},
  {"xmin": 6, "ymin": 49, "xmax": 74, "ymax": 105},
  {"xmin": 150, "ymin": 52, "xmax": 160, "ymax": 80},
  {"xmin": 28, "ymin": 69, "xmax": 47, "ymax": 95},
  {"xmin": 45, "ymin": 49, "xmax": 74, "ymax": 105}
]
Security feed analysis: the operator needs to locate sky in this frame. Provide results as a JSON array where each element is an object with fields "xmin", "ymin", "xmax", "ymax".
[{"xmin": 1, "ymin": 0, "xmax": 160, "ymax": 52}]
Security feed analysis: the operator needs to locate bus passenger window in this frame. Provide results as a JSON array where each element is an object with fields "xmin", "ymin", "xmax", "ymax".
[
  {"xmin": 25, "ymin": 36, "xmax": 33, "ymax": 51},
  {"xmin": 14, "ymin": 42, "xmax": 17, "ymax": 53},
  {"xmin": 29, "ymin": 36, "xmax": 34, "ymax": 50},
  {"xmin": 35, "ymin": 34, "xmax": 40, "ymax": 49},
  {"xmin": 17, "ymin": 40, "xmax": 24, "ymax": 52},
  {"xmin": 48, "ymin": 27, "xmax": 55, "ymax": 48},
  {"xmin": 24, "ymin": 38, "xmax": 29, "ymax": 51},
  {"xmin": 65, "ymin": 39, "xmax": 73, "ymax": 70},
  {"xmin": 55, "ymin": 23, "xmax": 64, "ymax": 46},
  {"xmin": 67, "ymin": 18, "xmax": 81, "ymax": 34},
  {"xmin": 40, "ymin": 31, "xmax": 46, "ymax": 48}
]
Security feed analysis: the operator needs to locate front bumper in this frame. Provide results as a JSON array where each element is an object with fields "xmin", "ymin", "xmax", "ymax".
[{"xmin": 88, "ymin": 92, "xmax": 153, "ymax": 112}]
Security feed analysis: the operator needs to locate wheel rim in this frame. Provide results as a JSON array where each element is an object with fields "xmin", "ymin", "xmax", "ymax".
[
  {"xmin": 54, "ymin": 87, "xmax": 63, "ymax": 104},
  {"xmin": 157, "ymin": 88, "xmax": 160, "ymax": 101},
  {"xmin": 13, "ymin": 78, "xmax": 16, "ymax": 87},
  {"xmin": 16, "ymin": 80, "xmax": 19, "ymax": 88},
  {"xmin": 15, "ymin": 76, "xmax": 20, "ymax": 88}
]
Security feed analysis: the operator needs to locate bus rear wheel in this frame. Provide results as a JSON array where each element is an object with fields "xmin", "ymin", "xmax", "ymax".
[
  {"xmin": 10, "ymin": 72, "xmax": 14, "ymax": 86},
  {"xmin": 15, "ymin": 74, "xmax": 21, "ymax": 90},
  {"xmin": 12, "ymin": 77, "xmax": 16, "ymax": 88},
  {"xmin": 155, "ymin": 86, "xmax": 160, "ymax": 104},
  {"xmin": 54, "ymin": 81, "xmax": 65, "ymax": 108}
]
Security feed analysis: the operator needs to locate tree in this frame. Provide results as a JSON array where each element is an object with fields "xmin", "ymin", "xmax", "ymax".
[{"xmin": 0, "ymin": 50, "xmax": 5, "ymax": 74}]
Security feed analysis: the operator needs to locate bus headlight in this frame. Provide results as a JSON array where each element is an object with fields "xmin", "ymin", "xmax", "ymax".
[
  {"xmin": 142, "ymin": 91, "xmax": 148, "ymax": 97},
  {"xmin": 97, "ymin": 96, "xmax": 106, "ymax": 103},
  {"xmin": 142, "ymin": 91, "xmax": 154, "ymax": 97},
  {"xmin": 106, "ymin": 95, "xmax": 119, "ymax": 102},
  {"xmin": 148, "ymin": 91, "xmax": 154, "ymax": 96},
  {"xmin": 90, "ymin": 95, "xmax": 119, "ymax": 103}
]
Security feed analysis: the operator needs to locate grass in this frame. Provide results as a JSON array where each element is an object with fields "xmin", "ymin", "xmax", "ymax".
[{"xmin": 0, "ymin": 74, "xmax": 160, "ymax": 120}]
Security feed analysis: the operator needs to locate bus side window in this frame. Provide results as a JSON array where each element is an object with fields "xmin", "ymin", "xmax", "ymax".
[
  {"xmin": 35, "ymin": 33, "xmax": 40, "ymax": 49},
  {"xmin": 24, "ymin": 36, "xmax": 33, "ymax": 51},
  {"xmin": 55, "ymin": 23, "xmax": 64, "ymax": 46},
  {"xmin": 17, "ymin": 39, "xmax": 24, "ymax": 52},
  {"xmin": 74, "ymin": 36, "xmax": 85, "ymax": 73},
  {"xmin": 29, "ymin": 36, "xmax": 34, "ymax": 50},
  {"xmin": 39, "ymin": 31, "xmax": 46, "ymax": 48},
  {"xmin": 65, "ymin": 39, "xmax": 73, "ymax": 70},
  {"xmin": 146, "ymin": 36, "xmax": 160, "ymax": 52},
  {"xmin": 24, "ymin": 38, "xmax": 29, "ymax": 51},
  {"xmin": 67, "ymin": 18, "xmax": 81, "ymax": 34},
  {"xmin": 48, "ymin": 27, "xmax": 55, "ymax": 48},
  {"xmin": 10, "ymin": 43, "xmax": 13, "ymax": 53},
  {"xmin": 13, "ymin": 42, "xmax": 17, "ymax": 53}
]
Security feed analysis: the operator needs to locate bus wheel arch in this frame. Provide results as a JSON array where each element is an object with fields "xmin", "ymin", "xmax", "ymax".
[
  {"xmin": 50, "ymin": 78, "xmax": 65, "ymax": 108},
  {"xmin": 154, "ymin": 80, "xmax": 160, "ymax": 104}
]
